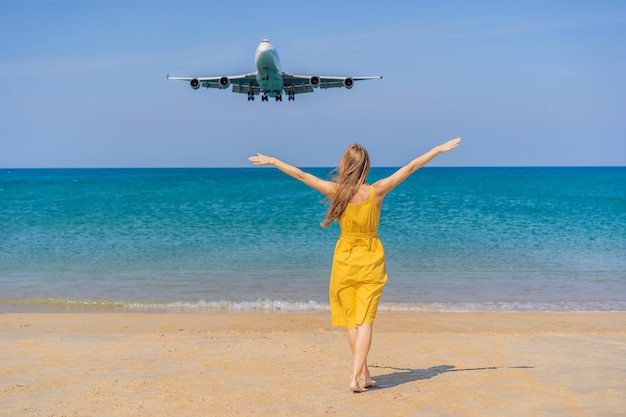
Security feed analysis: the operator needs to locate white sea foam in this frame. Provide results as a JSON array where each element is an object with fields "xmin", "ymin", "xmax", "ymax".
[
  {"xmin": 2, "ymin": 298, "xmax": 625, "ymax": 313},
  {"xmin": 116, "ymin": 299, "xmax": 626, "ymax": 313}
]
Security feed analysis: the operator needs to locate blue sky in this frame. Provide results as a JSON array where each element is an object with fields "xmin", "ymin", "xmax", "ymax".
[{"xmin": 1, "ymin": 1, "xmax": 625, "ymax": 167}]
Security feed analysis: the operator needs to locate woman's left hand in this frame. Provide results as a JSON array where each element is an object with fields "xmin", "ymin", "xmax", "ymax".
[{"xmin": 248, "ymin": 153, "xmax": 274, "ymax": 166}]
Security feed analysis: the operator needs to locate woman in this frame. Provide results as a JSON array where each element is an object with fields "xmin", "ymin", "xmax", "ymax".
[{"xmin": 248, "ymin": 137, "xmax": 461, "ymax": 392}]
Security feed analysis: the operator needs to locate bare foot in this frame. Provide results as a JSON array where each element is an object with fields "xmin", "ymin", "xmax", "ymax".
[
  {"xmin": 349, "ymin": 380, "xmax": 363, "ymax": 393},
  {"xmin": 361, "ymin": 367, "xmax": 375, "ymax": 388},
  {"xmin": 363, "ymin": 379, "xmax": 376, "ymax": 388}
]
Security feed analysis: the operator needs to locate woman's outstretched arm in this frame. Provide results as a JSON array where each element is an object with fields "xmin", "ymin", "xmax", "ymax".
[
  {"xmin": 248, "ymin": 153, "xmax": 336, "ymax": 196},
  {"xmin": 373, "ymin": 137, "xmax": 461, "ymax": 203}
]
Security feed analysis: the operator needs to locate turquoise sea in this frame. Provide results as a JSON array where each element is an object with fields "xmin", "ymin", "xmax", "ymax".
[{"xmin": 1, "ymin": 167, "xmax": 624, "ymax": 313}]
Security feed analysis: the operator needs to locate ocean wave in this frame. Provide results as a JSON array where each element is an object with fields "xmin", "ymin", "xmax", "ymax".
[
  {"xmin": 2, "ymin": 298, "xmax": 625, "ymax": 313},
  {"xmin": 378, "ymin": 301, "xmax": 626, "ymax": 313},
  {"xmin": 136, "ymin": 299, "xmax": 330, "ymax": 312}
]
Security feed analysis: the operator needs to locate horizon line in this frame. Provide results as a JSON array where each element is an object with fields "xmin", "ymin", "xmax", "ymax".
[{"xmin": 2, "ymin": 165, "xmax": 624, "ymax": 170}]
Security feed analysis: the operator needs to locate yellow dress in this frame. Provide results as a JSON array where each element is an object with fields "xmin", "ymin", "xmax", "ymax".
[{"xmin": 329, "ymin": 185, "xmax": 388, "ymax": 328}]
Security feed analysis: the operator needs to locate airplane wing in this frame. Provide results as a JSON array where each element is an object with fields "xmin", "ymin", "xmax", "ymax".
[
  {"xmin": 168, "ymin": 73, "xmax": 382, "ymax": 97},
  {"xmin": 282, "ymin": 74, "xmax": 382, "ymax": 94},
  {"xmin": 167, "ymin": 73, "xmax": 260, "ymax": 95}
]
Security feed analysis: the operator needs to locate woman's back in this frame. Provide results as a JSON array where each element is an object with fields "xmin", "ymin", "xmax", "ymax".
[{"xmin": 339, "ymin": 185, "xmax": 380, "ymax": 236}]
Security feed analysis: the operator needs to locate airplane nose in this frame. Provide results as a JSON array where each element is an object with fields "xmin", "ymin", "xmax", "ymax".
[{"xmin": 256, "ymin": 40, "xmax": 274, "ymax": 55}]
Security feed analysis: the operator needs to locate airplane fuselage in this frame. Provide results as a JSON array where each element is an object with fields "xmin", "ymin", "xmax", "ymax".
[{"xmin": 255, "ymin": 40, "xmax": 283, "ymax": 98}]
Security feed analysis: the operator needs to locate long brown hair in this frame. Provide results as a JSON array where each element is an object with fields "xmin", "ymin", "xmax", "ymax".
[{"xmin": 321, "ymin": 144, "xmax": 370, "ymax": 227}]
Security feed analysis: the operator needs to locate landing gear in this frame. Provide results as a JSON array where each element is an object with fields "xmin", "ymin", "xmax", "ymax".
[
  {"xmin": 247, "ymin": 91, "xmax": 254, "ymax": 101},
  {"xmin": 288, "ymin": 92, "xmax": 295, "ymax": 101},
  {"xmin": 259, "ymin": 92, "xmax": 285, "ymax": 102}
]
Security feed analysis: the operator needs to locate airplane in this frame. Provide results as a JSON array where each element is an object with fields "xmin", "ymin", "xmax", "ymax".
[{"xmin": 167, "ymin": 39, "xmax": 382, "ymax": 102}]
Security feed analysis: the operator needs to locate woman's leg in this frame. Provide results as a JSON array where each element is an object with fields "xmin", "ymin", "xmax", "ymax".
[
  {"xmin": 348, "ymin": 323, "xmax": 373, "ymax": 391},
  {"xmin": 348, "ymin": 327, "xmax": 375, "ymax": 387}
]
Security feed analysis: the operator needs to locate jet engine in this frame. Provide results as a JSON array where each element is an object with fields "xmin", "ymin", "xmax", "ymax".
[
  {"xmin": 310, "ymin": 76, "xmax": 320, "ymax": 88},
  {"xmin": 190, "ymin": 78, "xmax": 200, "ymax": 89},
  {"xmin": 219, "ymin": 76, "xmax": 230, "ymax": 89},
  {"xmin": 343, "ymin": 78, "xmax": 354, "ymax": 89}
]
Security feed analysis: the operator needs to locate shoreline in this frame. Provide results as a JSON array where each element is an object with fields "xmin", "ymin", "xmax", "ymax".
[
  {"xmin": 2, "ymin": 312, "xmax": 625, "ymax": 416},
  {"xmin": 3, "ymin": 299, "xmax": 625, "ymax": 314}
]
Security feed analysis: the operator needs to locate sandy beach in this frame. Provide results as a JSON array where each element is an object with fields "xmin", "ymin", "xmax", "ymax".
[{"xmin": 1, "ymin": 312, "xmax": 624, "ymax": 416}]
